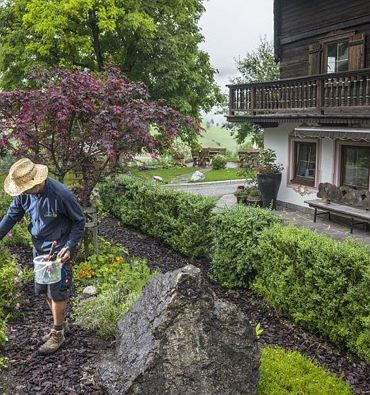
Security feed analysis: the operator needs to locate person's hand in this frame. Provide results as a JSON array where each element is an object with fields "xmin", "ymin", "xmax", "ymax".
[
  {"xmin": 57, "ymin": 247, "xmax": 71, "ymax": 264},
  {"xmin": 7, "ymin": 231, "xmax": 13, "ymax": 239}
]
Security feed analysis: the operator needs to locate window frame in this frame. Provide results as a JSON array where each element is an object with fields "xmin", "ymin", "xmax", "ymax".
[
  {"xmin": 340, "ymin": 145, "xmax": 370, "ymax": 189},
  {"xmin": 289, "ymin": 137, "xmax": 320, "ymax": 188},
  {"xmin": 334, "ymin": 140, "xmax": 370, "ymax": 191},
  {"xmin": 319, "ymin": 31, "xmax": 354, "ymax": 75},
  {"xmin": 326, "ymin": 41, "xmax": 349, "ymax": 73}
]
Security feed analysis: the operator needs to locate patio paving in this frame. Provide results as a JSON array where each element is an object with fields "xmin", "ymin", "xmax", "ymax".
[
  {"xmin": 277, "ymin": 206, "xmax": 370, "ymax": 246},
  {"xmin": 213, "ymin": 193, "xmax": 370, "ymax": 246}
]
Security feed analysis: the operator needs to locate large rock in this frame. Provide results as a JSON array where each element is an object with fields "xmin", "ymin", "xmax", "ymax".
[{"xmin": 99, "ymin": 265, "xmax": 259, "ymax": 395}]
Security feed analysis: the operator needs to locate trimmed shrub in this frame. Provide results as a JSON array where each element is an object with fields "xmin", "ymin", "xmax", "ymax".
[
  {"xmin": 99, "ymin": 175, "xmax": 216, "ymax": 258},
  {"xmin": 258, "ymin": 347, "xmax": 353, "ymax": 395},
  {"xmin": 212, "ymin": 154, "xmax": 227, "ymax": 170},
  {"xmin": 253, "ymin": 225, "xmax": 370, "ymax": 362},
  {"xmin": 210, "ymin": 206, "xmax": 281, "ymax": 287}
]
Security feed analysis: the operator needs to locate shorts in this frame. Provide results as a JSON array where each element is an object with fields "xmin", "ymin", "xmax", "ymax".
[{"xmin": 33, "ymin": 249, "xmax": 73, "ymax": 302}]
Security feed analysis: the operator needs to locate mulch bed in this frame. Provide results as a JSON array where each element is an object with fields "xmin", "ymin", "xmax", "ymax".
[
  {"xmin": 0, "ymin": 246, "xmax": 111, "ymax": 395},
  {"xmin": 1, "ymin": 218, "xmax": 369, "ymax": 394},
  {"xmin": 99, "ymin": 217, "xmax": 370, "ymax": 395}
]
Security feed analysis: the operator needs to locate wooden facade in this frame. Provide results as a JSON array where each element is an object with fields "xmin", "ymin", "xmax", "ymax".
[{"xmin": 229, "ymin": 0, "xmax": 370, "ymax": 127}]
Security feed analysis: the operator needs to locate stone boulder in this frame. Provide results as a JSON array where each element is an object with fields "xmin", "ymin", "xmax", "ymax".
[{"xmin": 99, "ymin": 265, "xmax": 260, "ymax": 395}]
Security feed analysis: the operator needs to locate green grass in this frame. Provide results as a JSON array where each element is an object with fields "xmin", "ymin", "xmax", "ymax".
[
  {"xmin": 258, "ymin": 347, "xmax": 353, "ymax": 395},
  {"xmin": 202, "ymin": 168, "xmax": 245, "ymax": 182},
  {"xmin": 128, "ymin": 167, "xmax": 246, "ymax": 184},
  {"xmin": 126, "ymin": 167, "xmax": 198, "ymax": 183},
  {"xmin": 200, "ymin": 123, "xmax": 239, "ymax": 153}
]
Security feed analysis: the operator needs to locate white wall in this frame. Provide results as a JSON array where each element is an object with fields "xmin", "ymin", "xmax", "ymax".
[{"xmin": 264, "ymin": 124, "xmax": 335, "ymax": 208}]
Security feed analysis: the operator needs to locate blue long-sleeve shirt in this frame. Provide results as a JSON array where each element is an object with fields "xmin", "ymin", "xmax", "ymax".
[{"xmin": 0, "ymin": 178, "xmax": 85, "ymax": 254}]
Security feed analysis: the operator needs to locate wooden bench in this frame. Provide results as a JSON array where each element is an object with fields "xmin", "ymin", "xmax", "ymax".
[
  {"xmin": 305, "ymin": 183, "xmax": 370, "ymax": 233},
  {"xmin": 191, "ymin": 148, "xmax": 227, "ymax": 167}
]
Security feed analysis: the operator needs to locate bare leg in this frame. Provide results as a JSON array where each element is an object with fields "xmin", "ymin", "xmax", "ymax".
[
  {"xmin": 46, "ymin": 296, "xmax": 52, "ymax": 312},
  {"xmin": 51, "ymin": 300, "xmax": 67, "ymax": 326}
]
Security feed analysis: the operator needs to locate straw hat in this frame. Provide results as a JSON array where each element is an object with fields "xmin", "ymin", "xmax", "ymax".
[{"xmin": 4, "ymin": 158, "xmax": 48, "ymax": 196}]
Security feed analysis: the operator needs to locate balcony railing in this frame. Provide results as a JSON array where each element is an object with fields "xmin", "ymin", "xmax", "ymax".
[{"xmin": 228, "ymin": 69, "xmax": 370, "ymax": 116}]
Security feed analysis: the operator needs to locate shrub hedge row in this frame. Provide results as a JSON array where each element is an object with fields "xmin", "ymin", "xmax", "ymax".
[
  {"xmin": 99, "ymin": 176, "xmax": 216, "ymax": 258},
  {"xmin": 210, "ymin": 205, "xmax": 281, "ymax": 287},
  {"xmin": 100, "ymin": 176, "xmax": 370, "ymax": 362},
  {"xmin": 253, "ymin": 225, "xmax": 370, "ymax": 362}
]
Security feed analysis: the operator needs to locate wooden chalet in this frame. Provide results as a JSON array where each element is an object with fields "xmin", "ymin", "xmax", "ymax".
[{"xmin": 227, "ymin": 0, "xmax": 370, "ymax": 209}]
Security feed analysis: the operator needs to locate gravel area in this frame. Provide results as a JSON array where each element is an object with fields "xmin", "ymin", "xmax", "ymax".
[{"xmin": 100, "ymin": 217, "xmax": 370, "ymax": 395}]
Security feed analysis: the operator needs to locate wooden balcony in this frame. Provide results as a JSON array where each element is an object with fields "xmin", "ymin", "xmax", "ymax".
[{"xmin": 227, "ymin": 69, "xmax": 370, "ymax": 127}]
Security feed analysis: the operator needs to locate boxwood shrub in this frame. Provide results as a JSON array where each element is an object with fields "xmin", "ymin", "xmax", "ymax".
[
  {"xmin": 99, "ymin": 175, "xmax": 216, "ymax": 258},
  {"xmin": 253, "ymin": 225, "xmax": 370, "ymax": 362},
  {"xmin": 210, "ymin": 205, "xmax": 282, "ymax": 287}
]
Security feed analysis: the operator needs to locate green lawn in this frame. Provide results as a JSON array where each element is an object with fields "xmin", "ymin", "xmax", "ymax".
[
  {"xmin": 202, "ymin": 168, "xmax": 245, "ymax": 182},
  {"xmin": 128, "ymin": 166, "xmax": 245, "ymax": 184},
  {"xmin": 126, "ymin": 167, "xmax": 198, "ymax": 183},
  {"xmin": 199, "ymin": 123, "xmax": 239, "ymax": 153}
]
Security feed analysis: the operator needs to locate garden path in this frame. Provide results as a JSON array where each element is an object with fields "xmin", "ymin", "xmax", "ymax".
[{"xmin": 100, "ymin": 217, "xmax": 370, "ymax": 394}]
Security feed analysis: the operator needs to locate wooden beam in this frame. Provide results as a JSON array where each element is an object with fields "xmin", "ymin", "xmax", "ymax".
[{"xmin": 280, "ymin": 14, "xmax": 370, "ymax": 46}]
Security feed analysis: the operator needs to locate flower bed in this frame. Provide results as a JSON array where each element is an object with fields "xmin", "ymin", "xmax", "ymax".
[{"xmin": 72, "ymin": 238, "xmax": 156, "ymax": 338}]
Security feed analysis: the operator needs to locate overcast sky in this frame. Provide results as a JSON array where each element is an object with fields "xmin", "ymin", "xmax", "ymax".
[{"xmin": 199, "ymin": 0, "xmax": 274, "ymax": 93}]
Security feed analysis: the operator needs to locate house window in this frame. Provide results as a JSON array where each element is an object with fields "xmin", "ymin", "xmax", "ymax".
[
  {"xmin": 341, "ymin": 146, "xmax": 370, "ymax": 189},
  {"xmin": 327, "ymin": 42, "xmax": 349, "ymax": 73},
  {"xmin": 292, "ymin": 142, "xmax": 316, "ymax": 186}
]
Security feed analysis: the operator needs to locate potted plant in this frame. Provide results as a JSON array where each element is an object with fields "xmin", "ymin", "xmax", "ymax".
[
  {"xmin": 234, "ymin": 185, "xmax": 245, "ymax": 204},
  {"xmin": 242, "ymin": 149, "xmax": 283, "ymax": 209},
  {"xmin": 244, "ymin": 186, "xmax": 262, "ymax": 207}
]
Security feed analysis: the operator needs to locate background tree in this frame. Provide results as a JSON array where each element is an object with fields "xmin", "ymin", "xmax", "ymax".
[
  {"xmin": 233, "ymin": 37, "xmax": 280, "ymax": 84},
  {"xmin": 226, "ymin": 37, "xmax": 280, "ymax": 148},
  {"xmin": 0, "ymin": 0, "xmax": 222, "ymax": 119},
  {"xmin": 0, "ymin": 68, "xmax": 200, "ymax": 206}
]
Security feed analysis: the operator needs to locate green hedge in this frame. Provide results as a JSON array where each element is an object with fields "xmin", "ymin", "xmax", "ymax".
[
  {"xmin": 253, "ymin": 225, "xmax": 370, "ymax": 362},
  {"xmin": 99, "ymin": 175, "xmax": 216, "ymax": 258},
  {"xmin": 211, "ymin": 207, "xmax": 370, "ymax": 361},
  {"xmin": 211, "ymin": 205, "xmax": 282, "ymax": 287},
  {"xmin": 100, "ymin": 177, "xmax": 370, "ymax": 362}
]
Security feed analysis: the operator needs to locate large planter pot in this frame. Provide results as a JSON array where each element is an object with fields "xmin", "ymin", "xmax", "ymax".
[{"xmin": 257, "ymin": 173, "xmax": 282, "ymax": 209}]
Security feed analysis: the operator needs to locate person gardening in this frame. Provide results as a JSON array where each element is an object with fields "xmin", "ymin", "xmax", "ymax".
[{"xmin": 0, "ymin": 158, "xmax": 85, "ymax": 355}]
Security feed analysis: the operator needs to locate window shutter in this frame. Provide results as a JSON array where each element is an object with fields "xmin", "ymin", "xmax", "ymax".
[
  {"xmin": 349, "ymin": 33, "xmax": 365, "ymax": 70},
  {"xmin": 308, "ymin": 43, "xmax": 322, "ymax": 75}
]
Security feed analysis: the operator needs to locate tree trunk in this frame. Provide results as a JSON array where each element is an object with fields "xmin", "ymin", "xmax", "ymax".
[{"xmin": 88, "ymin": 9, "xmax": 104, "ymax": 71}]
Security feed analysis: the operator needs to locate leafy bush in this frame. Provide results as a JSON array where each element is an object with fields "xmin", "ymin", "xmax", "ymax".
[
  {"xmin": 0, "ymin": 244, "xmax": 30, "ymax": 368},
  {"xmin": 258, "ymin": 347, "xmax": 353, "ymax": 395},
  {"xmin": 73, "ymin": 256, "xmax": 155, "ymax": 338},
  {"xmin": 0, "ymin": 191, "xmax": 32, "ymax": 248},
  {"xmin": 99, "ymin": 175, "xmax": 216, "ymax": 258},
  {"xmin": 212, "ymin": 154, "xmax": 227, "ymax": 170},
  {"xmin": 210, "ymin": 206, "xmax": 281, "ymax": 287},
  {"xmin": 73, "ymin": 238, "xmax": 128, "ymax": 291},
  {"xmin": 253, "ymin": 225, "xmax": 370, "ymax": 362}
]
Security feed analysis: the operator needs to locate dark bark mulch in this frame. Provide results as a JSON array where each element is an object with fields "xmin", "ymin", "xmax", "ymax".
[
  {"xmin": 0, "ymin": 247, "xmax": 111, "ymax": 395},
  {"xmin": 100, "ymin": 217, "xmax": 370, "ymax": 395}
]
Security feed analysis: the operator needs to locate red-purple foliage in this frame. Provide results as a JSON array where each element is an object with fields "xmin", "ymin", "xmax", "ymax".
[{"xmin": 0, "ymin": 68, "xmax": 200, "ymax": 205}]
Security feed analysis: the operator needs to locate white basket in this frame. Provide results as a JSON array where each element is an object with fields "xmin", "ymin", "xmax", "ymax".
[{"xmin": 34, "ymin": 255, "xmax": 62, "ymax": 285}]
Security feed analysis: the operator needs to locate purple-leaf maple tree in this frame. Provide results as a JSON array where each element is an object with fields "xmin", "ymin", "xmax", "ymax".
[{"xmin": 0, "ymin": 68, "xmax": 201, "ymax": 205}]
